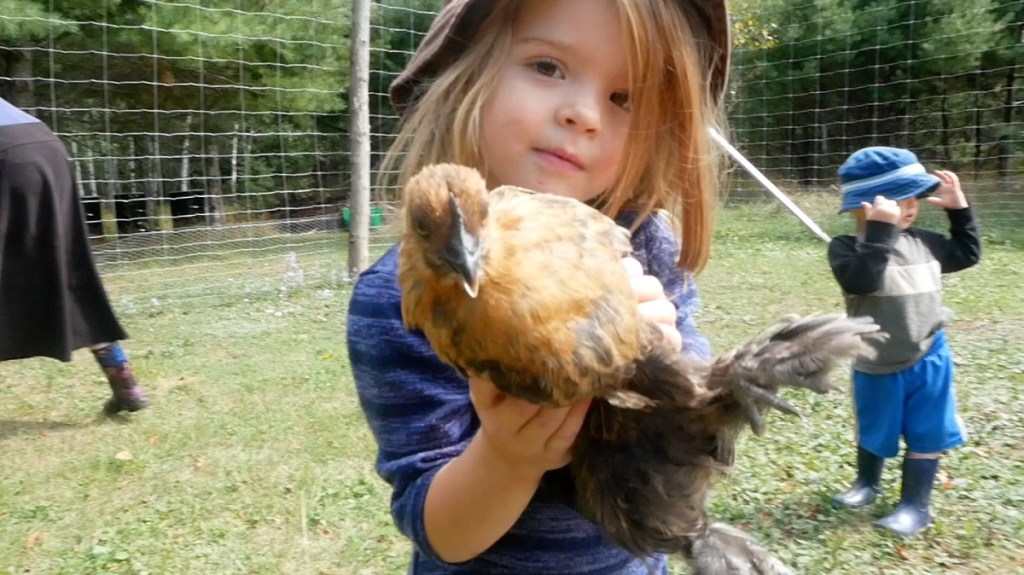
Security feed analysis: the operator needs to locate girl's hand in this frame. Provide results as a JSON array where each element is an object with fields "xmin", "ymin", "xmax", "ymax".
[
  {"xmin": 860, "ymin": 195, "xmax": 901, "ymax": 225},
  {"xmin": 622, "ymin": 257, "xmax": 683, "ymax": 352},
  {"xmin": 927, "ymin": 170, "xmax": 969, "ymax": 210},
  {"xmin": 468, "ymin": 376, "xmax": 591, "ymax": 481}
]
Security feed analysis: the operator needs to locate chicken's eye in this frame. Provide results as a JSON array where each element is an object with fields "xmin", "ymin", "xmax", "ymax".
[{"xmin": 410, "ymin": 209, "xmax": 433, "ymax": 238}]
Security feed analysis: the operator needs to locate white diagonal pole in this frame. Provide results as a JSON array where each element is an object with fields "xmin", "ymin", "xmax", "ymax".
[{"xmin": 708, "ymin": 127, "xmax": 831, "ymax": 243}]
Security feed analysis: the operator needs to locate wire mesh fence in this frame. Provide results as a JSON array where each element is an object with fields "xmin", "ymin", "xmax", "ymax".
[
  {"xmin": 2, "ymin": 0, "xmax": 351, "ymax": 309},
  {"xmin": 723, "ymin": 0, "xmax": 1022, "ymax": 244},
  {"xmin": 1, "ymin": 0, "xmax": 1020, "ymax": 308},
  {"xmin": 363, "ymin": 0, "xmax": 1022, "ymax": 245}
]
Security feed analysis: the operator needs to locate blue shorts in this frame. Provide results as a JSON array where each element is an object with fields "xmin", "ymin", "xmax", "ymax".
[{"xmin": 854, "ymin": 330, "xmax": 965, "ymax": 458}]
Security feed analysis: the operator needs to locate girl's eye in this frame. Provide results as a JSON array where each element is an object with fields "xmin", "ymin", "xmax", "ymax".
[
  {"xmin": 531, "ymin": 59, "xmax": 563, "ymax": 79},
  {"xmin": 610, "ymin": 91, "xmax": 631, "ymax": 110}
]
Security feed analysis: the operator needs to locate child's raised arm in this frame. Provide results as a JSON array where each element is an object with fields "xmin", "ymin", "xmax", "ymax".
[{"xmin": 926, "ymin": 170, "xmax": 969, "ymax": 210}]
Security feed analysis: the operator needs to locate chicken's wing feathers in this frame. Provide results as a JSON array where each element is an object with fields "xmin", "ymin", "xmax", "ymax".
[{"xmin": 709, "ymin": 313, "xmax": 882, "ymax": 433}]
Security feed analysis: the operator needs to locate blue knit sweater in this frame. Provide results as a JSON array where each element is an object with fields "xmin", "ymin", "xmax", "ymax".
[{"xmin": 347, "ymin": 213, "xmax": 710, "ymax": 574}]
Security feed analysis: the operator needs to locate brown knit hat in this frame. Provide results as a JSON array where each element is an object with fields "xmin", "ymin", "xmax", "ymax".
[{"xmin": 389, "ymin": 0, "xmax": 731, "ymax": 115}]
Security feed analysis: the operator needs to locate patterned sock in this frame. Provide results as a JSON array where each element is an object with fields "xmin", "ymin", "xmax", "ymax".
[{"xmin": 91, "ymin": 341, "xmax": 129, "ymax": 369}]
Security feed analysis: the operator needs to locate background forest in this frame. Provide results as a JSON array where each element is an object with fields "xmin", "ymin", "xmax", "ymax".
[{"xmin": 1, "ymin": 0, "xmax": 1020, "ymax": 249}]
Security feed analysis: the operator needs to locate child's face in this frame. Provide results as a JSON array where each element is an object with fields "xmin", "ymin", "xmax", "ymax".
[
  {"xmin": 477, "ymin": 0, "xmax": 631, "ymax": 203},
  {"xmin": 851, "ymin": 196, "xmax": 920, "ymax": 231},
  {"xmin": 895, "ymin": 196, "xmax": 919, "ymax": 229}
]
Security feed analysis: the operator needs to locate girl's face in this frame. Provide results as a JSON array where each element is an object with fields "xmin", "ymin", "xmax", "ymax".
[
  {"xmin": 896, "ymin": 196, "xmax": 919, "ymax": 229},
  {"xmin": 478, "ymin": 0, "xmax": 631, "ymax": 203}
]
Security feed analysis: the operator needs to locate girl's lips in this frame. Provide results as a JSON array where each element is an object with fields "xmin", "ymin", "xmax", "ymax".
[{"xmin": 535, "ymin": 148, "xmax": 584, "ymax": 171}]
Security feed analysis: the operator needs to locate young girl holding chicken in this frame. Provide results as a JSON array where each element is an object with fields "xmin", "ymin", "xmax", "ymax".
[{"xmin": 347, "ymin": 1, "xmax": 733, "ymax": 572}]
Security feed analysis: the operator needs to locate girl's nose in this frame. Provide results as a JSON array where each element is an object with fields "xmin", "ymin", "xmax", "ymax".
[{"xmin": 557, "ymin": 92, "xmax": 601, "ymax": 134}]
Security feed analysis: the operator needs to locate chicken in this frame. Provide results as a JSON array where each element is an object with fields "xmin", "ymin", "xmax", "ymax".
[{"xmin": 398, "ymin": 163, "xmax": 881, "ymax": 574}]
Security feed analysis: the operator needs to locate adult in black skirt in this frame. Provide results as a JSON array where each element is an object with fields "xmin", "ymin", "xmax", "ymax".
[{"xmin": 0, "ymin": 97, "xmax": 148, "ymax": 414}]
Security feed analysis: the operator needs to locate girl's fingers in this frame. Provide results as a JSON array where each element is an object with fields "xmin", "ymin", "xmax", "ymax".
[
  {"xmin": 630, "ymin": 275, "xmax": 666, "ymax": 302},
  {"xmin": 638, "ymin": 298, "xmax": 677, "ymax": 326},
  {"xmin": 545, "ymin": 397, "xmax": 592, "ymax": 454},
  {"xmin": 512, "ymin": 398, "xmax": 592, "ymax": 470},
  {"xmin": 658, "ymin": 323, "xmax": 683, "ymax": 352},
  {"xmin": 522, "ymin": 404, "xmax": 573, "ymax": 441},
  {"xmin": 621, "ymin": 257, "xmax": 643, "ymax": 278},
  {"xmin": 631, "ymin": 274, "xmax": 681, "ymax": 350},
  {"xmin": 468, "ymin": 375, "xmax": 499, "ymax": 408},
  {"xmin": 469, "ymin": 376, "xmax": 541, "ymax": 432}
]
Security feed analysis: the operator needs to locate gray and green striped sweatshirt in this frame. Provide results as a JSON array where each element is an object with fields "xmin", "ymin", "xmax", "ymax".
[{"xmin": 827, "ymin": 207, "xmax": 981, "ymax": 374}]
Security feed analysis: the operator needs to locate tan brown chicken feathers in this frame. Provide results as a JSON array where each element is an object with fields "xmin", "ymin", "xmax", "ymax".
[
  {"xmin": 397, "ymin": 163, "xmax": 882, "ymax": 575},
  {"xmin": 399, "ymin": 162, "xmax": 653, "ymax": 408}
]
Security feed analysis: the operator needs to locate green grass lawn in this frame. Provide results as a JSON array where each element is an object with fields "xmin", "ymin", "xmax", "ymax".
[{"xmin": 1, "ymin": 203, "xmax": 1022, "ymax": 575}]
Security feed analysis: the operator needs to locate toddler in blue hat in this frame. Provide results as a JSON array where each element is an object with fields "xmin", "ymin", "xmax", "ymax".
[{"xmin": 827, "ymin": 146, "xmax": 981, "ymax": 537}]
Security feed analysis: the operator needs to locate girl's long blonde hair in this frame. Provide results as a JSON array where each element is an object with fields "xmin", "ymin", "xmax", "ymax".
[{"xmin": 379, "ymin": 0, "xmax": 726, "ymax": 273}]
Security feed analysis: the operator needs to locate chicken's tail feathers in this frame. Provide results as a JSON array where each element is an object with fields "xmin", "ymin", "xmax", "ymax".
[
  {"xmin": 711, "ymin": 313, "xmax": 884, "ymax": 434},
  {"xmin": 575, "ymin": 379, "xmax": 738, "ymax": 560},
  {"xmin": 685, "ymin": 523, "xmax": 796, "ymax": 575},
  {"xmin": 572, "ymin": 426, "xmax": 719, "ymax": 558}
]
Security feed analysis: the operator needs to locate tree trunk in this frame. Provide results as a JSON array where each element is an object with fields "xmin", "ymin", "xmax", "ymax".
[
  {"xmin": 242, "ymin": 130, "xmax": 253, "ymax": 219},
  {"xmin": 2, "ymin": 42, "xmax": 34, "ymax": 112},
  {"xmin": 180, "ymin": 115, "xmax": 192, "ymax": 196},
  {"xmin": 104, "ymin": 149, "xmax": 121, "ymax": 232},
  {"xmin": 128, "ymin": 138, "xmax": 138, "ymax": 198},
  {"xmin": 231, "ymin": 123, "xmax": 240, "ymax": 200},
  {"xmin": 71, "ymin": 141, "xmax": 86, "ymax": 198},
  {"xmin": 818, "ymin": 123, "xmax": 828, "ymax": 183},
  {"xmin": 940, "ymin": 86, "xmax": 951, "ymax": 163},
  {"xmin": 973, "ymin": 79, "xmax": 983, "ymax": 175},
  {"xmin": 138, "ymin": 136, "xmax": 172, "ymax": 232},
  {"xmin": 88, "ymin": 153, "xmax": 119, "ymax": 240},
  {"xmin": 997, "ymin": 22, "xmax": 1020, "ymax": 180},
  {"xmin": 206, "ymin": 142, "xmax": 225, "ymax": 227},
  {"xmin": 138, "ymin": 136, "xmax": 158, "ymax": 231}
]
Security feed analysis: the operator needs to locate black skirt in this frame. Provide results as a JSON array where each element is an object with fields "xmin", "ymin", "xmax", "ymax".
[{"xmin": 0, "ymin": 121, "xmax": 127, "ymax": 362}]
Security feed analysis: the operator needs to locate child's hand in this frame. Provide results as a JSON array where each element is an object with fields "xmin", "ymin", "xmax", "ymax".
[
  {"xmin": 468, "ymin": 376, "xmax": 591, "ymax": 480},
  {"xmin": 623, "ymin": 257, "xmax": 682, "ymax": 352},
  {"xmin": 860, "ymin": 195, "xmax": 901, "ymax": 225},
  {"xmin": 927, "ymin": 170, "xmax": 969, "ymax": 210}
]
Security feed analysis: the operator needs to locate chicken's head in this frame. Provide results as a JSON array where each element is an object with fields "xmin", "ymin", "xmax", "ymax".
[{"xmin": 402, "ymin": 163, "xmax": 490, "ymax": 298}]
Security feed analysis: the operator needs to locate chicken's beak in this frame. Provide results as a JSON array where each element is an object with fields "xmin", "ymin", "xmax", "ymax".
[
  {"xmin": 442, "ymin": 221, "xmax": 481, "ymax": 299},
  {"xmin": 451, "ymin": 245, "xmax": 480, "ymax": 299}
]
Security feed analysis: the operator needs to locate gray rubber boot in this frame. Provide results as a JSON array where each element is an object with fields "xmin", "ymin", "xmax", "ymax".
[
  {"xmin": 832, "ymin": 445, "xmax": 885, "ymax": 509},
  {"xmin": 875, "ymin": 457, "xmax": 939, "ymax": 538}
]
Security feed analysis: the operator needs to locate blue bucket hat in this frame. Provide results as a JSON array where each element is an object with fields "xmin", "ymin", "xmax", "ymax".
[{"xmin": 838, "ymin": 147, "xmax": 942, "ymax": 213}]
